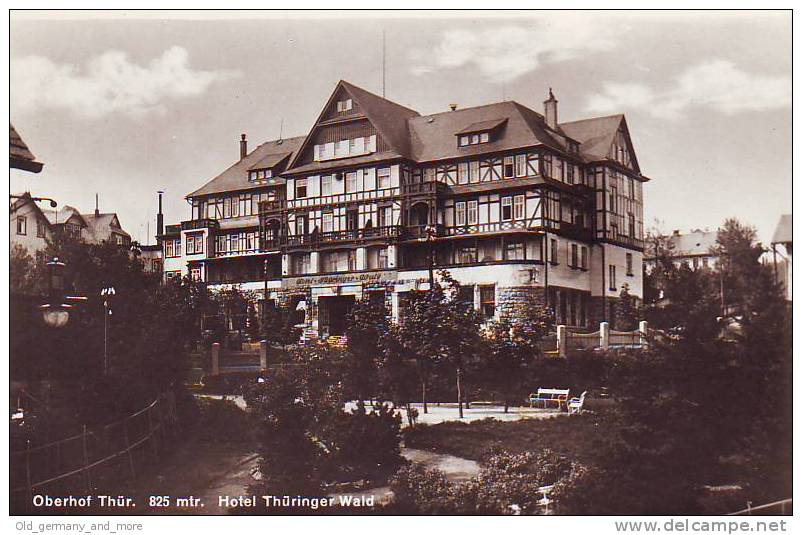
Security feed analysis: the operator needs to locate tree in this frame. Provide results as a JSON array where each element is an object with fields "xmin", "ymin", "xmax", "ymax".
[
  {"xmin": 617, "ymin": 283, "xmax": 639, "ymax": 331},
  {"xmin": 343, "ymin": 297, "xmax": 388, "ymax": 407},
  {"xmin": 484, "ymin": 293, "xmax": 553, "ymax": 412}
]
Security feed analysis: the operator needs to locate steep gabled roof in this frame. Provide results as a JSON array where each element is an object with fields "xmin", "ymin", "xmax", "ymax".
[
  {"xmin": 42, "ymin": 205, "xmax": 87, "ymax": 227},
  {"xmin": 188, "ymin": 136, "xmax": 305, "ymax": 198},
  {"xmin": 287, "ymin": 80, "xmax": 420, "ymax": 174},
  {"xmin": 10, "ymin": 124, "xmax": 43, "ymax": 173},
  {"xmin": 560, "ymin": 114, "xmax": 641, "ymax": 173},
  {"xmin": 10, "ymin": 192, "xmax": 52, "ymax": 230},
  {"xmin": 407, "ymin": 101, "xmax": 569, "ymax": 163},
  {"xmin": 82, "ymin": 213, "xmax": 131, "ymax": 241},
  {"xmin": 772, "ymin": 214, "xmax": 792, "ymax": 245}
]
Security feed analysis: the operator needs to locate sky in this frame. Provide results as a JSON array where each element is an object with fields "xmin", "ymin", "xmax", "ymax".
[{"xmin": 9, "ymin": 11, "xmax": 791, "ymax": 245}]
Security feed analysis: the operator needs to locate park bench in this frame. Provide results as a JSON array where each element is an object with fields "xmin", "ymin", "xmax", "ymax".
[
  {"xmin": 528, "ymin": 388, "xmax": 570, "ymax": 410},
  {"xmin": 567, "ymin": 391, "xmax": 587, "ymax": 414}
]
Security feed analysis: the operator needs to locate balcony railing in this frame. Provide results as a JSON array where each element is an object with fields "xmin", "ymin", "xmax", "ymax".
[
  {"xmin": 181, "ymin": 218, "xmax": 219, "ymax": 231},
  {"xmin": 258, "ymin": 200, "xmax": 286, "ymax": 214},
  {"xmin": 402, "ymin": 181, "xmax": 447, "ymax": 196},
  {"xmin": 445, "ymin": 220, "xmax": 535, "ymax": 237},
  {"xmin": 285, "ymin": 225, "xmax": 403, "ymax": 247},
  {"xmin": 163, "ymin": 224, "xmax": 181, "ymax": 235},
  {"xmin": 404, "ymin": 224, "xmax": 445, "ymax": 240}
]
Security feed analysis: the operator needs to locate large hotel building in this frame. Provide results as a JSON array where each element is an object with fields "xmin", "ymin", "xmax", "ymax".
[{"xmin": 161, "ymin": 80, "xmax": 648, "ymax": 339}]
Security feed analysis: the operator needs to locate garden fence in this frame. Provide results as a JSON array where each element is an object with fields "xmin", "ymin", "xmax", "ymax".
[
  {"xmin": 10, "ymin": 392, "xmax": 177, "ymax": 513},
  {"xmin": 557, "ymin": 321, "xmax": 649, "ymax": 356}
]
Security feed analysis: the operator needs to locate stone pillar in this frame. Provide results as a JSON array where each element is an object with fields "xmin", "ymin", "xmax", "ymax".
[
  {"xmin": 557, "ymin": 325, "xmax": 567, "ymax": 357},
  {"xmin": 600, "ymin": 322, "xmax": 610, "ymax": 350},
  {"xmin": 259, "ymin": 340, "xmax": 268, "ymax": 372},
  {"xmin": 310, "ymin": 251, "xmax": 320, "ymax": 274},
  {"xmin": 473, "ymin": 284, "xmax": 481, "ymax": 312},
  {"xmin": 211, "ymin": 342, "xmax": 220, "ymax": 376},
  {"xmin": 391, "ymin": 291, "xmax": 400, "ymax": 322},
  {"xmin": 387, "ymin": 245, "xmax": 398, "ymax": 269},
  {"xmin": 639, "ymin": 320, "xmax": 648, "ymax": 346},
  {"xmin": 281, "ymin": 254, "xmax": 290, "ymax": 276},
  {"xmin": 356, "ymin": 247, "xmax": 367, "ymax": 271}
]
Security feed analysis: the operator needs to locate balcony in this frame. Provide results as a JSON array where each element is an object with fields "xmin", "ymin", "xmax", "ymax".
[
  {"xmin": 445, "ymin": 220, "xmax": 535, "ymax": 237},
  {"xmin": 181, "ymin": 218, "xmax": 220, "ymax": 231},
  {"xmin": 285, "ymin": 225, "xmax": 403, "ymax": 247},
  {"xmin": 258, "ymin": 199, "xmax": 286, "ymax": 214},
  {"xmin": 163, "ymin": 224, "xmax": 181, "ymax": 235},
  {"xmin": 402, "ymin": 181, "xmax": 448, "ymax": 196},
  {"xmin": 404, "ymin": 224, "xmax": 445, "ymax": 240}
]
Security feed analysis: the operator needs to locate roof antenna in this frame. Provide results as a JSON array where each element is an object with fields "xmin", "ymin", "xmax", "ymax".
[
  {"xmin": 381, "ymin": 29, "xmax": 386, "ymax": 98},
  {"xmin": 95, "ymin": 193, "xmax": 99, "ymax": 216},
  {"xmin": 278, "ymin": 118, "xmax": 284, "ymax": 144}
]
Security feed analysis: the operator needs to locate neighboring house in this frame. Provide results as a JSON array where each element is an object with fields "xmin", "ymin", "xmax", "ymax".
[
  {"xmin": 162, "ymin": 80, "xmax": 650, "ymax": 335},
  {"xmin": 138, "ymin": 244, "xmax": 163, "ymax": 274},
  {"xmin": 644, "ymin": 229, "xmax": 719, "ymax": 272},
  {"xmin": 40, "ymin": 203, "xmax": 132, "ymax": 246},
  {"xmin": 771, "ymin": 214, "xmax": 792, "ymax": 301},
  {"xmin": 10, "ymin": 124, "xmax": 43, "ymax": 173},
  {"xmin": 10, "ymin": 192, "xmax": 53, "ymax": 254}
]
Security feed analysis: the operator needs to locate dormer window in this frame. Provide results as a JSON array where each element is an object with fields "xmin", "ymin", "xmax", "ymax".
[
  {"xmin": 314, "ymin": 135, "xmax": 376, "ymax": 161},
  {"xmin": 456, "ymin": 118, "xmax": 506, "ymax": 148},
  {"xmin": 249, "ymin": 168, "xmax": 273, "ymax": 182}
]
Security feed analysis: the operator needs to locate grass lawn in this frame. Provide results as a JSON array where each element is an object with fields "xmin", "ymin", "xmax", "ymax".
[{"xmin": 403, "ymin": 414, "xmax": 607, "ymax": 465}]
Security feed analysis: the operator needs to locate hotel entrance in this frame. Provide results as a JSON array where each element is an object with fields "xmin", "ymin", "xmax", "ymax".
[{"xmin": 317, "ymin": 295, "xmax": 356, "ymax": 336}]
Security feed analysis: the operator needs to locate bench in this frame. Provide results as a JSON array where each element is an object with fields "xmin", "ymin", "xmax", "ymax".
[
  {"xmin": 529, "ymin": 388, "xmax": 570, "ymax": 410},
  {"xmin": 567, "ymin": 391, "xmax": 587, "ymax": 414}
]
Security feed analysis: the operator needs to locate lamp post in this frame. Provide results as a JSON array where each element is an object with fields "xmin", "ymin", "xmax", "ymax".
[
  {"xmin": 101, "ymin": 286, "xmax": 116, "ymax": 375},
  {"xmin": 425, "ymin": 224, "xmax": 437, "ymax": 292}
]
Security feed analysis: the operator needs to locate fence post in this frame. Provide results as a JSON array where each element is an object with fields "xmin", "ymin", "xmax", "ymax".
[
  {"xmin": 557, "ymin": 325, "xmax": 567, "ymax": 357},
  {"xmin": 259, "ymin": 340, "xmax": 268, "ymax": 372},
  {"xmin": 639, "ymin": 320, "xmax": 649, "ymax": 347},
  {"xmin": 82, "ymin": 425, "xmax": 92, "ymax": 493},
  {"xmin": 211, "ymin": 342, "xmax": 220, "ymax": 376},
  {"xmin": 600, "ymin": 322, "xmax": 610, "ymax": 350}
]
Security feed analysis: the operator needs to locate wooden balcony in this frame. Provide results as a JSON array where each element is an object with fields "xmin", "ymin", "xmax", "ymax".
[
  {"xmin": 181, "ymin": 218, "xmax": 219, "ymax": 231},
  {"xmin": 285, "ymin": 225, "xmax": 403, "ymax": 247}
]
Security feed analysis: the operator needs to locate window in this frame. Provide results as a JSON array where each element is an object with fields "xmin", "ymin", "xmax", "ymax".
[
  {"xmin": 455, "ymin": 202, "xmax": 466, "ymax": 226},
  {"xmin": 378, "ymin": 248, "xmax": 388, "ymax": 269},
  {"xmin": 223, "ymin": 197, "xmax": 232, "ymax": 218},
  {"xmin": 335, "ymin": 140, "xmax": 349, "ymax": 158},
  {"xmin": 467, "ymin": 200, "xmax": 478, "ymax": 225},
  {"xmin": 295, "ymin": 215, "xmax": 307, "ymax": 236},
  {"xmin": 628, "ymin": 176, "xmax": 635, "ymax": 198},
  {"xmin": 471, "ymin": 134, "xmax": 480, "ymax": 144},
  {"xmin": 296, "ymin": 179, "xmax": 308, "ymax": 198},
  {"xmin": 505, "ymin": 241, "xmax": 524, "ymax": 260},
  {"xmin": 627, "ymin": 253, "xmax": 634, "ymax": 275},
  {"xmin": 628, "ymin": 213, "xmax": 636, "ymax": 239},
  {"xmin": 609, "ymin": 264, "xmax": 617, "ymax": 291},
  {"xmin": 459, "ymin": 135, "xmax": 470, "ymax": 147},
  {"xmin": 692, "ymin": 257, "xmax": 699, "ymax": 270},
  {"xmin": 480, "ymin": 132, "xmax": 489, "ymax": 143},
  {"xmin": 513, "ymin": 195, "xmax": 525, "ymax": 220},
  {"xmin": 346, "ymin": 209, "xmax": 358, "ymax": 231},
  {"xmin": 165, "ymin": 271, "xmax": 181, "ymax": 281},
  {"xmin": 566, "ymin": 165, "xmax": 575, "ymax": 185},
  {"xmin": 581, "ymin": 246, "xmax": 588, "ymax": 269},
  {"xmin": 346, "ymin": 172, "xmax": 358, "ymax": 192},
  {"xmin": 458, "ymin": 162, "xmax": 469, "ymax": 184},
  {"xmin": 190, "ymin": 267, "xmax": 202, "ymax": 281},
  {"xmin": 293, "ymin": 253, "xmax": 311, "ymax": 275},
  {"xmin": 515, "ymin": 154, "xmax": 527, "ymax": 177},
  {"xmin": 321, "ymin": 175, "xmax": 332, "ymax": 196},
  {"xmin": 503, "ymin": 156, "xmax": 514, "ymax": 178},
  {"xmin": 379, "ymin": 206, "xmax": 393, "ymax": 227},
  {"xmin": 186, "ymin": 233, "xmax": 204, "ymax": 255},
  {"xmin": 571, "ymin": 244, "xmax": 578, "ymax": 267},
  {"xmin": 550, "ymin": 238, "xmax": 558, "ymax": 264},
  {"xmin": 377, "ymin": 167, "xmax": 391, "ymax": 189},
  {"xmin": 36, "ymin": 219, "xmax": 46, "ymax": 238},
  {"xmin": 16, "ymin": 216, "xmax": 26, "ymax": 235},
  {"xmin": 322, "ymin": 212, "xmax": 333, "ymax": 233},
  {"xmin": 480, "ymin": 285, "xmax": 495, "ymax": 319},
  {"xmin": 458, "ymin": 245, "xmax": 478, "ymax": 264},
  {"xmin": 469, "ymin": 161, "xmax": 480, "ymax": 183},
  {"xmin": 337, "ymin": 98, "xmax": 353, "ymax": 112},
  {"xmin": 501, "ymin": 197, "xmax": 512, "ymax": 221},
  {"xmin": 460, "ymin": 133, "xmax": 490, "ymax": 147},
  {"xmin": 702, "ymin": 257, "xmax": 709, "ymax": 268}
]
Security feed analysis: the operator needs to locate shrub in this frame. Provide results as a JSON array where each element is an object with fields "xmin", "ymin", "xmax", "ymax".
[{"xmin": 388, "ymin": 464, "xmax": 460, "ymax": 514}]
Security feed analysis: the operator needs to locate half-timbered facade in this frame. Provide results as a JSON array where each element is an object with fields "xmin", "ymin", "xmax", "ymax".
[{"xmin": 163, "ymin": 81, "xmax": 650, "ymax": 338}]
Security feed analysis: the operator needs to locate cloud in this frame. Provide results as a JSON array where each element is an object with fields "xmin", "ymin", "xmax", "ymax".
[
  {"xmin": 11, "ymin": 46, "xmax": 238, "ymax": 119},
  {"xmin": 410, "ymin": 18, "xmax": 619, "ymax": 82},
  {"xmin": 585, "ymin": 60, "xmax": 791, "ymax": 119}
]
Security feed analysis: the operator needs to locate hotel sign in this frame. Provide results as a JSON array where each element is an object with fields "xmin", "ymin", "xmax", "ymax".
[{"xmin": 282, "ymin": 271, "xmax": 398, "ymax": 289}]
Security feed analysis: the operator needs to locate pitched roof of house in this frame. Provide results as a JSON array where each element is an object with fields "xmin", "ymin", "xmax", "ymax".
[
  {"xmin": 559, "ymin": 114, "xmax": 624, "ymax": 162},
  {"xmin": 82, "ymin": 212, "xmax": 131, "ymax": 241},
  {"xmin": 42, "ymin": 205, "xmax": 86, "ymax": 227},
  {"xmin": 9, "ymin": 192, "xmax": 52, "ymax": 228},
  {"xmin": 188, "ymin": 136, "xmax": 305, "ymax": 197},
  {"xmin": 407, "ymin": 101, "xmax": 570, "ymax": 162},
  {"xmin": 771, "ymin": 214, "xmax": 792, "ymax": 245},
  {"xmin": 668, "ymin": 229, "xmax": 719, "ymax": 257},
  {"xmin": 10, "ymin": 124, "xmax": 43, "ymax": 173}
]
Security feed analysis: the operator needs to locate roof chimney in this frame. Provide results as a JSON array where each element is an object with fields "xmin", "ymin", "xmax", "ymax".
[
  {"xmin": 672, "ymin": 229, "xmax": 681, "ymax": 237},
  {"xmin": 544, "ymin": 88, "xmax": 558, "ymax": 130},
  {"xmin": 449, "ymin": 103, "xmax": 458, "ymax": 111},
  {"xmin": 157, "ymin": 190, "xmax": 164, "ymax": 238},
  {"xmin": 94, "ymin": 193, "xmax": 100, "ymax": 217},
  {"xmin": 240, "ymin": 133, "xmax": 248, "ymax": 159}
]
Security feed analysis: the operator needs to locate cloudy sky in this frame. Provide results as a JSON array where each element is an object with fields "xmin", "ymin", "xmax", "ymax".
[{"xmin": 10, "ymin": 11, "xmax": 791, "ymax": 244}]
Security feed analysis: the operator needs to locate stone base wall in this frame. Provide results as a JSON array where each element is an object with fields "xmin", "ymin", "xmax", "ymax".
[{"xmin": 496, "ymin": 286, "xmax": 547, "ymax": 319}]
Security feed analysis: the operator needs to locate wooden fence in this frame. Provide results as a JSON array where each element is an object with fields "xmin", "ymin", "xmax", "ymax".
[
  {"xmin": 10, "ymin": 392, "xmax": 177, "ymax": 513},
  {"xmin": 558, "ymin": 321, "xmax": 649, "ymax": 356}
]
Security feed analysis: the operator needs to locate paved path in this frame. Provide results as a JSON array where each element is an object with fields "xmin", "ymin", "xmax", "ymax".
[{"xmin": 345, "ymin": 401, "xmax": 565, "ymax": 426}]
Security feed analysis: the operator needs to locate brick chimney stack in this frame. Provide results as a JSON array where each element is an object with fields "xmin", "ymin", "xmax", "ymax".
[
  {"xmin": 157, "ymin": 190, "xmax": 164, "ymax": 238},
  {"xmin": 544, "ymin": 88, "xmax": 558, "ymax": 130},
  {"xmin": 240, "ymin": 133, "xmax": 248, "ymax": 160}
]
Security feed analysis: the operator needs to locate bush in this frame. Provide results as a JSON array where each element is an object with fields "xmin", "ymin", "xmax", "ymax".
[{"xmin": 388, "ymin": 464, "xmax": 459, "ymax": 514}]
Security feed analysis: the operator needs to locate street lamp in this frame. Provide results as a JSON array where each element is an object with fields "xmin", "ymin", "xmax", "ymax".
[
  {"xmin": 40, "ymin": 257, "xmax": 72, "ymax": 328},
  {"xmin": 101, "ymin": 286, "xmax": 116, "ymax": 375},
  {"xmin": 425, "ymin": 224, "xmax": 437, "ymax": 292}
]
